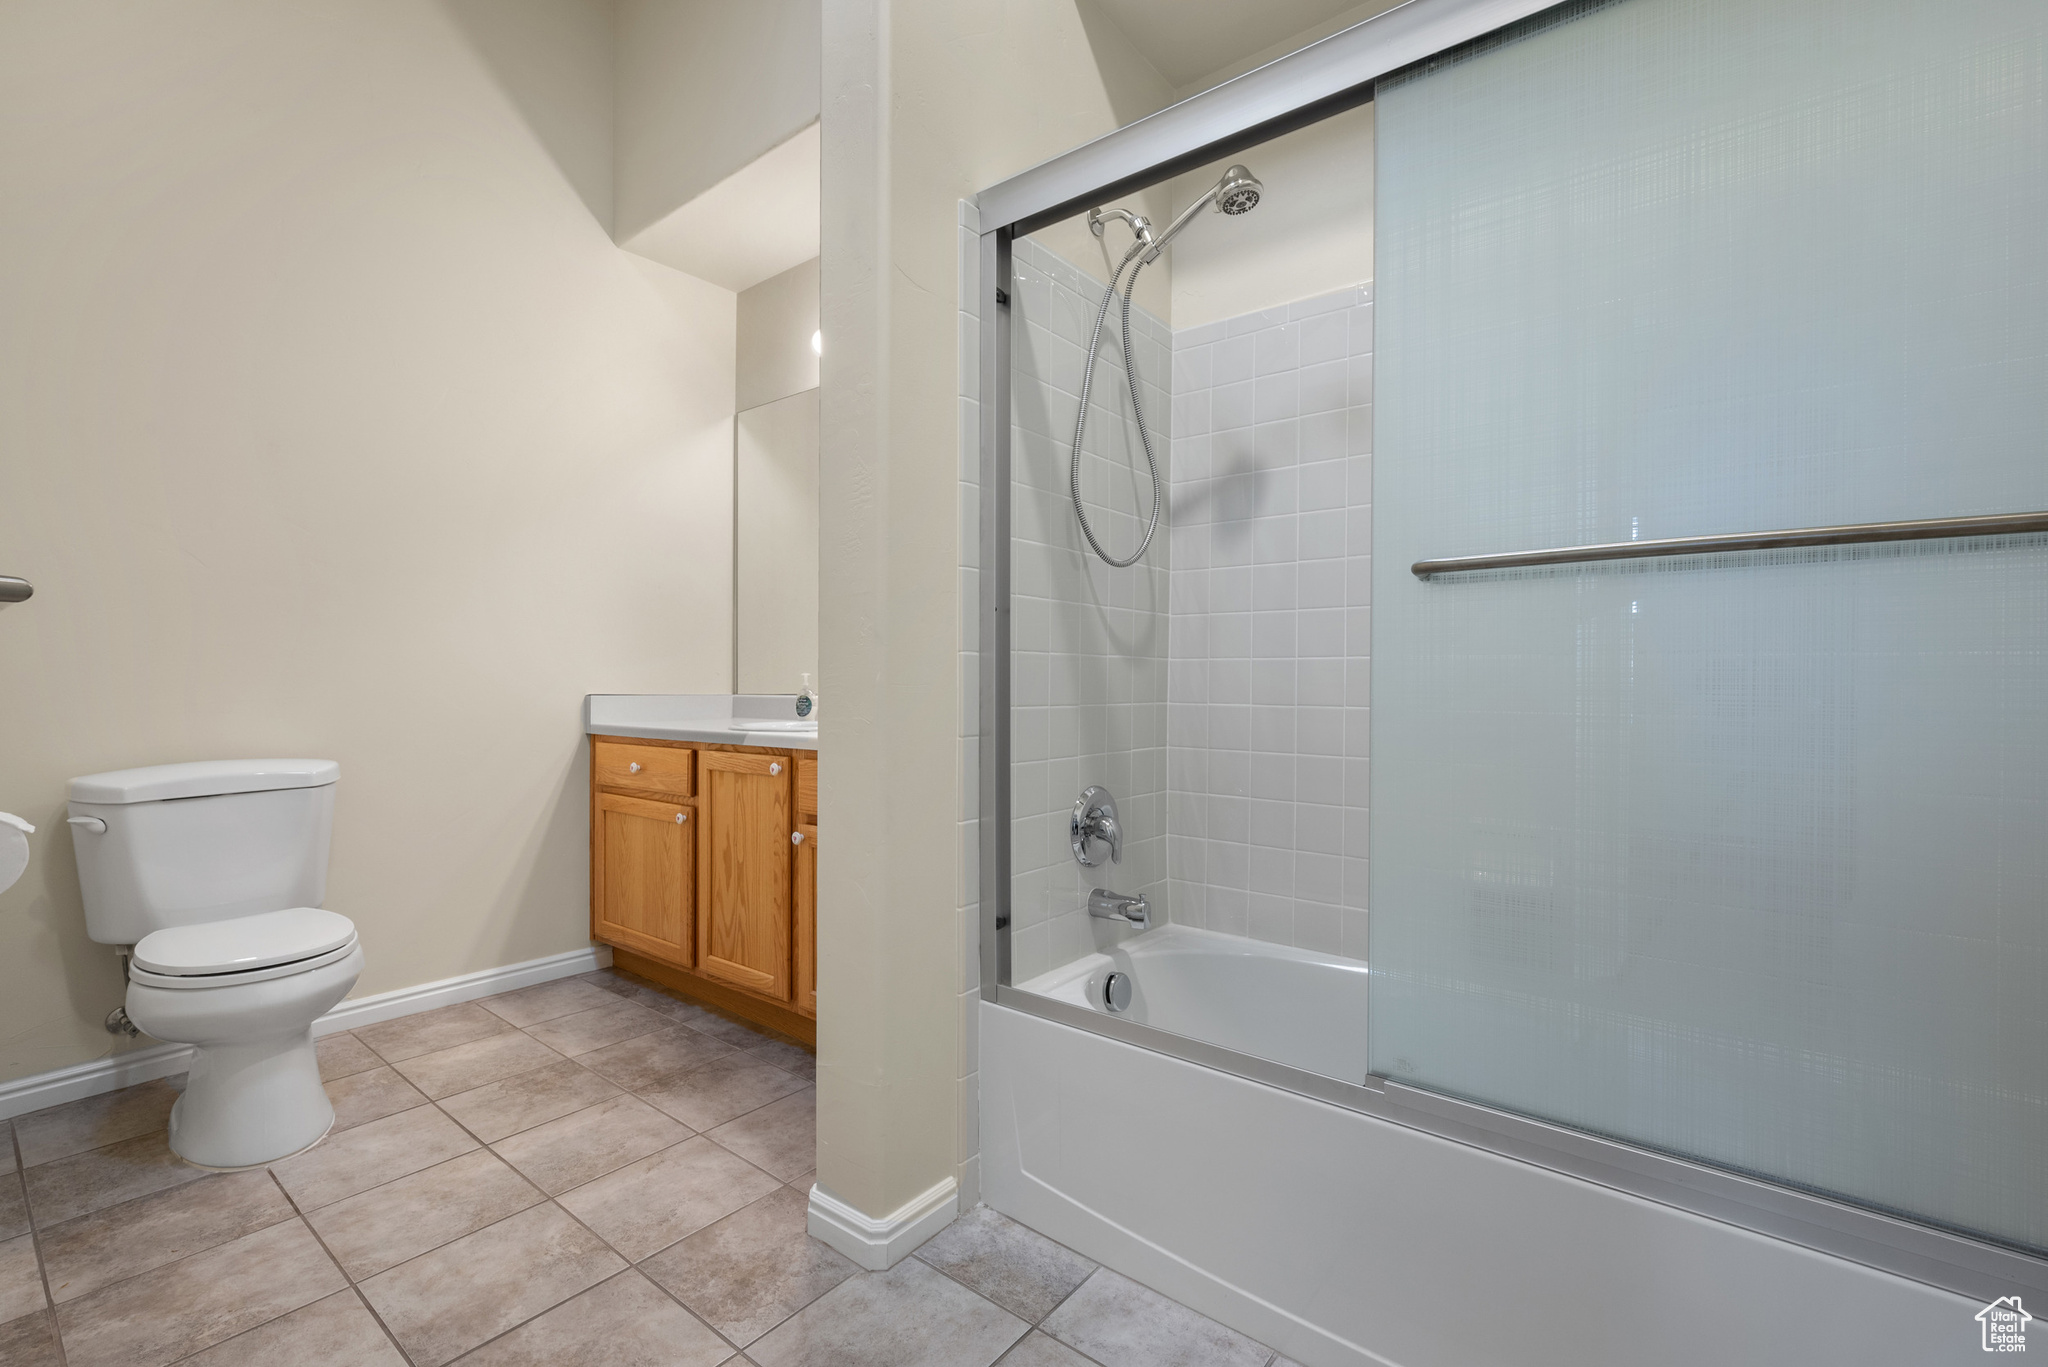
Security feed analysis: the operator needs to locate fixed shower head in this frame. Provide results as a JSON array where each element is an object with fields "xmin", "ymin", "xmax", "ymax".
[
  {"xmin": 1213, "ymin": 165, "xmax": 1262, "ymax": 215},
  {"xmin": 1138, "ymin": 163, "xmax": 1262, "ymax": 263}
]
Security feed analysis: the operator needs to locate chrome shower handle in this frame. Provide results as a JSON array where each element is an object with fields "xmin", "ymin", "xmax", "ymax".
[{"xmin": 1070, "ymin": 786, "xmax": 1122, "ymax": 867}]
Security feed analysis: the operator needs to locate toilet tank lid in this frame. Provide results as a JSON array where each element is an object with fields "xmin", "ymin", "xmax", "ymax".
[{"xmin": 68, "ymin": 759, "xmax": 340, "ymax": 805}]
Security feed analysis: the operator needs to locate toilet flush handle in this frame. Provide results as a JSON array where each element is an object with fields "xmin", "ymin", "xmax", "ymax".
[{"xmin": 67, "ymin": 816, "xmax": 107, "ymax": 834}]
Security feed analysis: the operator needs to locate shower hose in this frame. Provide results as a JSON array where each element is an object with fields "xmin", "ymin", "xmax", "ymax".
[{"xmin": 1069, "ymin": 239, "xmax": 1162, "ymax": 568}]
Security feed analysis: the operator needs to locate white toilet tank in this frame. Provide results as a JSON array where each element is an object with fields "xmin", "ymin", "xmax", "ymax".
[{"xmin": 67, "ymin": 759, "xmax": 339, "ymax": 946}]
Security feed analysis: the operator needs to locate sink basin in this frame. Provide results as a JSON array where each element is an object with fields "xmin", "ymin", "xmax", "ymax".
[{"xmin": 730, "ymin": 719, "xmax": 819, "ymax": 733}]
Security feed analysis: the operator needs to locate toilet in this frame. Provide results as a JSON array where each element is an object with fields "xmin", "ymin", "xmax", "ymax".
[{"xmin": 67, "ymin": 759, "xmax": 363, "ymax": 1169}]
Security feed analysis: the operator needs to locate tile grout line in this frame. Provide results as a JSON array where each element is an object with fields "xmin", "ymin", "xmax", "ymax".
[
  {"xmin": 182, "ymin": 1169, "xmax": 422, "ymax": 1367},
  {"xmin": 13, "ymin": 1120, "xmax": 69, "ymax": 1367},
  {"xmin": 415, "ymin": 1040, "xmax": 757, "ymax": 1364},
  {"xmin": 397, "ymin": 992, "xmax": 804, "ymax": 1363}
]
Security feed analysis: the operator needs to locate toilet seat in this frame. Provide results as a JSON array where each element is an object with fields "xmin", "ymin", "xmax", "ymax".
[{"xmin": 131, "ymin": 907, "xmax": 359, "ymax": 990}]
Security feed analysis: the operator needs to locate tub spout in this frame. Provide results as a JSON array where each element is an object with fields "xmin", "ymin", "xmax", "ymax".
[{"xmin": 1089, "ymin": 888, "xmax": 1150, "ymax": 930}]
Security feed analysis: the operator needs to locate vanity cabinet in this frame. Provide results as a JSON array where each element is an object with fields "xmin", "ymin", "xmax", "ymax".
[{"xmin": 588, "ymin": 736, "xmax": 816, "ymax": 1042}]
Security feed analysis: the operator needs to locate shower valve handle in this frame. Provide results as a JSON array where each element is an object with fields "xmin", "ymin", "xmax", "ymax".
[{"xmin": 1070, "ymin": 786, "xmax": 1122, "ymax": 867}]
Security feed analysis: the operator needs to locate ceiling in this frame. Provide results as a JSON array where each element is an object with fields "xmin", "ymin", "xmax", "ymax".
[
  {"xmin": 620, "ymin": 122, "xmax": 819, "ymax": 293},
  {"xmin": 1089, "ymin": 0, "xmax": 1377, "ymax": 89}
]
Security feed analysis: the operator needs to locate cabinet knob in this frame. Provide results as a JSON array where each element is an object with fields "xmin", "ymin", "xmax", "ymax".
[
  {"xmin": 628, "ymin": 762, "xmax": 642, "ymax": 773},
  {"xmin": 769, "ymin": 762, "xmax": 782, "ymax": 775},
  {"xmin": 675, "ymin": 812, "xmax": 688, "ymax": 824},
  {"xmin": 791, "ymin": 830, "xmax": 805, "ymax": 845}
]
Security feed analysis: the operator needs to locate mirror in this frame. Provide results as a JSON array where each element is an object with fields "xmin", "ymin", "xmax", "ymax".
[
  {"xmin": 735, "ymin": 389, "xmax": 819, "ymax": 693},
  {"xmin": 732, "ymin": 257, "xmax": 821, "ymax": 695}
]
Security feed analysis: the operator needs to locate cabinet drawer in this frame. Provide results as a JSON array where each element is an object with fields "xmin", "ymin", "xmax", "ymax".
[{"xmin": 593, "ymin": 738, "xmax": 693, "ymax": 797}]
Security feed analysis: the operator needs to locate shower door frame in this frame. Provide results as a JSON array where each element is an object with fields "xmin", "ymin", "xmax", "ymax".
[{"xmin": 973, "ymin": 0, "xmax": 2047, "ymax": 1303}]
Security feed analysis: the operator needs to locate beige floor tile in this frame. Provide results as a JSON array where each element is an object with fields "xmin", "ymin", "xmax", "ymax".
[
  {"xmin": 360, "ymin": 1202, "xmax": 624, "ymax": 1367},
  {"xmin": 456, "ymin": 1269, "xmax": 731, "ymax": 1367},
  {"xmin": 22, "ymin": 1130, "xmax": 206, "ymax": 1226},
  {"xmin": 748, "ymin": 1258, "xmax": 1027, "ymax": 1367},
  {"xmin": 12, "ymin": 1079, "xmax": 179, "ymax": 1168},
  {"xmin": 55, "ymin": 1218, "xmax": 345, "ymax": 1367},
  {"xmin": 998, "ymin": 1331, "xmax": 1100, "ymax": 1367},
  {"xmin": 1, "ymin": 1120, "xmax": 13, "ymax": 1170},
  {"xmin": 0, "ymin": 1308, "xmax": 61, "ymax": 1367},
  {"xmin": 576, "ymin": 1026, "xmax": 737, "ymax": 1093},
  {"xmin": 479, "ymin": 978, "xmax": 631, "ymax": 1029},
  {"xmin": 437, "ymin": 1058, "xmax": 621, "ymax": 1144},
  {"xmin": 641, "ymin": 1186, "xmax": 857, "ymax": 1347},
  {"xmin": 390, "ymin": 1031, "xmax": 563, "ymax": 1100},
  {"xmin": 570, "ymin": 967, "xmax": 629, "ymax": 989},
  {"xmin": 491, "ymin": 1095, "xmax": 690, "ymax": 1195},
  {"xmin": 523, "ymin": 1000, "xmax": 673, "ymax": 1057},
  {"xmin": 649, "ymin": 1000, "xmax": 777, "ymax": 1049},
  {"xmin": 306, "ymin": 1149, "xmax": 541, "ymax": 1280},
  {"xmin": 315, "ymin": 1032, "xmax": 384, "ymax": 1082},
  {"xmin": 355, "ymin": 1002, "xmax": 510, "ymax": 1064},
  {"xmin": 326, "ymin": 1066, "xmax": 429, "ymax": 1132},
  {"xmin": 1041, "ymin": 1270, "xmax": 1270, "ymax": 1367},
  {"xmin": 0, "ymin": 1233, "xmax": 45, "ymax": 1324},
  {"xmin": 638, "ymin": 1056, "xmax": 808, "ymax": 1133},
  {"xmin": 39, "ymin": 1168, "xmax": 293, "ymax": 1305},
  {"xmin": 915, "ymin": 1206, "xmax": 1097, "ymax": 1325},
  {"xmin": 557, "ymin": 1135, "xmax": 780, "ymax": 1262},
  {"xmin": 176, "ymin": 1289, "xmax": 406, "ymax": 1367},
  {"xmin": 706, "ymin": 1089, "xmax": 814, "ymax": 1184},
  {"xmin": 270, "ymin": 1105, "xmax": 477, "ymax": 1211},
  {"xmin": 0, "ymin": 1171, "xmax": 26, "ymax": 1241},
  {"xmin": 741, "ymin": 1038, "xmax": 816, "ymax": 1082}
]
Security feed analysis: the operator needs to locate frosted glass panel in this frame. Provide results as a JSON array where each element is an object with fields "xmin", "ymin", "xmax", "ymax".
[{"xmin": 1371, "ymin": 0, "xmax": 2048, "ymax": 1249}]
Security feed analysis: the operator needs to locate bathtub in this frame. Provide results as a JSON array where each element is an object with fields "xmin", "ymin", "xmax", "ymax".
[
  {"xmin": 1016, "ymin": 925, "xmax": 1371, "ymax": 1083},
  {"xmin": 986, "ymin": 927, "xmax": 1974, "ymax": 1367}
]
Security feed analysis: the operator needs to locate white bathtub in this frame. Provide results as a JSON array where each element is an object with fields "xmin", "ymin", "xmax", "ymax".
[
  {"xmin": 988, "ymin": 928, "xmax": 1974, "ymax": 1367},
  {"xmin": 1016, "ymin": 925, "xmax": 1371, "ymax": 1083}
]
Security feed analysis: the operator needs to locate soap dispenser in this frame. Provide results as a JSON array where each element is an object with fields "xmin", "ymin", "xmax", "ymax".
[{"xmin": 796, "ymin": 673, "xmax": 819, "ymax": 720}]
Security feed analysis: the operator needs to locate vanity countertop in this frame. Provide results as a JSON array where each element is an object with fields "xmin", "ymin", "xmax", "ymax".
[{"xmin": 584, "ymin": 694, "xmax": 818, "ymax": 751}]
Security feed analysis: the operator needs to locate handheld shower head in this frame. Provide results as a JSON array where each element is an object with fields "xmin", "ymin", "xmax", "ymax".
[
  {"xmin": 1139, "ymin": 163, "xmax": 1262, "ymax": 262},
  {"xmin": 1213, "ymin": 164, "xmax": 1262, "ymax": 215}
]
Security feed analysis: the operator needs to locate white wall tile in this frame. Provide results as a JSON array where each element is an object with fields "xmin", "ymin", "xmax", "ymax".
[{"xmin": 1164, "ymin": 282, "xmax": 1373, "ymax": 956}]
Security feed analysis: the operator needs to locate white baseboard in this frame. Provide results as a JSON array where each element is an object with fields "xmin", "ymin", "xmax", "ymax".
[
  {"xmin": 313, "ymin": 945, "xmax": 612, "ymax": 1036},
  {"xmin": 0, "ymin": 944, "xmax": 613, "ymax": 1121},
  {"xmin": 808, "ymin": 1177, "xmax": 959, "ymax": 1270}
]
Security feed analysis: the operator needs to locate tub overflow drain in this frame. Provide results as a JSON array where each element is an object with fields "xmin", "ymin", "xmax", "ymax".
[{"xmin": 1102, "ymin": 971, "xmax": 1132, "ymax": 1013}]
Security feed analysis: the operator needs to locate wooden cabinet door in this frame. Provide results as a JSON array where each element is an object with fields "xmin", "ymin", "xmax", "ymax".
[
  {"xmin": 794, "ymin": 821, "xmax": 817, "ymax": 1017},
  {"xmin": 594, "ymin": 792, "xmax": 693, "ymax": 965},
  {"xmin": 794, "ymin": 754, "xmax": 817, "ymax": 1017},
  {"xmin": 697, "ymin": 750, "xmax": 793, "ymax": 999}
]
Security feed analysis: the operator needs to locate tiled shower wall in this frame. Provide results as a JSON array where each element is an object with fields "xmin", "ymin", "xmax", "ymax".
[
  {"xmin": 1165, "ymin": 284, "xmax": 1374, "ymax": 960},
  {"xmin": 1005, "ymin": 235, "xmax": 1173, "ymax": 983}
]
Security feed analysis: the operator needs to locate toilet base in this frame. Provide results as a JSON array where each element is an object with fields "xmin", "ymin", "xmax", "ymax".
[
  {"xmin": 125, "ymin": 944, "xmax": 364, "ymax": 1170},
  {"xmin": 167, "ymin": 1032, "xmax": 337, "ymax": 1170}
]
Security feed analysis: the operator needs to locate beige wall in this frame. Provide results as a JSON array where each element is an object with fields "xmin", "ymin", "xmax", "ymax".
[
  {"xmin": 0, "ymin": 0, "xmax": 737, "ymax": 1085},
  {"xmin": 737, "ymin": 257, "xmax": 822, "ymax": 412},
  {"xmin": 816, "ymin": 0, "xmax": 1174, "ymax": 1229},
  {"xmin": 614, "ymin": 0, "xmax": 823, "ymax": 242}
]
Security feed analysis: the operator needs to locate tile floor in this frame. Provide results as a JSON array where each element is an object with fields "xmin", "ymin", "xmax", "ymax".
[{"xmin": 0, "ymin": 967, "xmax": 1293, "ymax": 1367}]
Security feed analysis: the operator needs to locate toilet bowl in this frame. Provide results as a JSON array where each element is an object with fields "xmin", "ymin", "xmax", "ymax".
[
  {"xmin": 124, "ymin": 907, "xmax": 363, "ymax": 1169},
  {"xmin": 67, "ymin": 758, "xmax": 365, "ymax": 1170}
]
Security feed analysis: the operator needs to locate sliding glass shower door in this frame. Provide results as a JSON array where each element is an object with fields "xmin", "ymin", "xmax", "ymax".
[{"xmin": 1370, "ymin": 0, "xmax": 2048, "ymax": 1251}]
